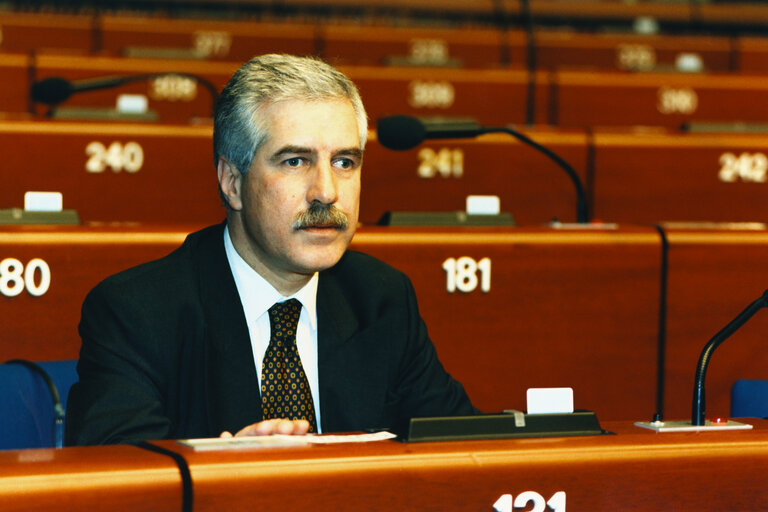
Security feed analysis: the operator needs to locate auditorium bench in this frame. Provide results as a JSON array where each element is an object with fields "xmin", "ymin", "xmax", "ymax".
[
  {"xmin": 0, "ymin": 11, "xmax": 94, "ymax": 54},
  {"xmin": 4, "ymin": 420, "xmax": 768, "ymax": 509},
  {"xmin": 0, "ymin": 120, "xmax": 589, "ymax": 225},
  {"xmin": 98, "ymin": 15, "xmax": 318, "ymax": 62},
  {"xmin": 529, "ymin": 30, "xmax": 735, "ymax": 72},
  {"xmin": 0, "ymin": 224, "xmax": 662, "ymax": 420},
  {"xmin": 661, "ymin": 225, "xmax": 768, "ymax": 420},
  {"xmin": 590, "ymin": 130, "xmax": 768, "ymax": 224},
  {"xmin": 550, "ymin": 70, "xmax": 768, "ymax": 128}
]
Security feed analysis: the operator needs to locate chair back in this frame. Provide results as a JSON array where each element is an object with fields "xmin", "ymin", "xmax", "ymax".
[
  {"xmin": 0, "ymin": 360, "xmax": 78, "ymax": 450},
  {"xmin": 731, "ymin": 379, "xmax": 768, "ymax": 419}
]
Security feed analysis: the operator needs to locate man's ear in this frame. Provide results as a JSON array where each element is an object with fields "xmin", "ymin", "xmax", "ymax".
[{"xmin": 217, "ymin": 156, "xmax": 243, "ymax": 211}]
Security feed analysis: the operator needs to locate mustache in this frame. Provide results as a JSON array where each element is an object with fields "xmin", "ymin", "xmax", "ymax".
[{"xmin": 293, "ymin": 203, "xmax": 349, "ymax": 230}]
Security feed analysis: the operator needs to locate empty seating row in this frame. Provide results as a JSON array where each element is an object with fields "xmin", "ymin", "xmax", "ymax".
[
  {"xmin": 2, "ymin": 10, "xmax": 768, "ymax": 72},
  {"xmin": 3, "ymin": 119, "xmax": 768, "ymax": 226},
  {"xmin": 2, "ymin": 223, "xmax": 767, "ymax": 421},
  {"xmin": 4, "ymin": 51, "xmax": 768, "ymax": 130}
]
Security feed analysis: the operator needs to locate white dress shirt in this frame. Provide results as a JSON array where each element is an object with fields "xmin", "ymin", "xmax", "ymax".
[{"xmin": 223, "ymin": 226, "xmax": 322, "ymax": 431}]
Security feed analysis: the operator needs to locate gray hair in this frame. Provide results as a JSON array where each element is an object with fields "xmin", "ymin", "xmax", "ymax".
[{"xmin": 213, "ymin": 54, "xmax": 368, "ymax": 175}]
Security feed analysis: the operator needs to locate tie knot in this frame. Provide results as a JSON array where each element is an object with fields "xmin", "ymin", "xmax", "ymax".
[{"xmin": 268, "ymin": 299, "xmax": 302, "ymax": 342}]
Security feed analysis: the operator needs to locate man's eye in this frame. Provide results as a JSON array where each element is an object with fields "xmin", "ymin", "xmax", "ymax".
[
  {"xmin": 334, "ymin": 158, "xmax": 355, "ymax": 170},
  {"xmin": 284, "ymin": 157, "xmax": 304, "ymax": 167}
]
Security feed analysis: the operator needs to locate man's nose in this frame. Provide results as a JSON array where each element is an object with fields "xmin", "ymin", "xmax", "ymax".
[{"xmin": 307, "ymin": 160, "xmax": 338, "ymax": 205}]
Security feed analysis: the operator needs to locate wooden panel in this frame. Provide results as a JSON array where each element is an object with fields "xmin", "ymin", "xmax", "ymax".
[
  {"xmin": 663, "ymin": 228, "xmax": 768, "ymax": 420},
  {"xmin": 362, "ymin": 130, "xmax": 590, "ymax": 225},
  {"xmin": 697, "ymin": 3, "xmax": 768, "ymax": 26},
  {"xmin": 341, "ymin": 65, "xmax": 549, "ymax": 125},
  {"xmin": 0, "ymin": 445, "xmax": 181, "ymax": 511},
  {"xmin": 0, "ymin": 225, "xmax": 194, "ymax": 361},
  {"xmin": 534, "ymin": 30, "xmax": 734, "ymax": 72},
  {"xmin": 0, "ymin": 53, "xmax": 31, "ymax": 115},
  {"xmin": 0, "ymin": 11, "xmax": 93, "ymax": 54},
  {"xmin": 591, "ymin": 131, "xmax": 768, "ymax": 224},
  {"xmin": 178, "ymin": 421, "xmax": 768, "ymax": 510},
  {"xmin": 321, "ymin": 24, "xmax": 515, "ymax": 68},
  {"xmin": 30, "ymin": 56, "xmax": 546, "ymax": 126},
  {"xmin": 99, "ymin": 15, "xmax": 318, "ymax": 62},
  {"xmin": 0, "ymin": 225, "xmax": 660, "ymax": 420},
  {"xmin": 553, "ymin": 70, "xmax": 768, "ymax": 128},
  {"xmin": 0, "ymin": 120, "xmax": 585, "ymax": 226},
  {"xmin": 352, "ymin": 226, "xmax": 661, "ymax": 419},
  {"xmin": 278, "ymin": 0, "xmax": 498, "ymax": 15},
  {"xmin": 737, "ymin": 37, "xmax": 768, "ymax": 73},
  {"xmin": 33, "ymin": 54, "xmax": 240, "ymax": 122},
  {"xmin": 525, "ymin": 0, "xmax": 692, "ymax": 22},
  {"xmin": 3, "ymin": 422, "xmax": 768, "ymax": 510},
  {"xmin": 0, "ymin": 120, "xmax": 222, "ymax": 224}
]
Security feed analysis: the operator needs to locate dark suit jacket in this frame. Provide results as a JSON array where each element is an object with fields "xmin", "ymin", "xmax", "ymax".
[{"xmin": 66, "ymin": 223, "xmax": 475, "ymax": 445}]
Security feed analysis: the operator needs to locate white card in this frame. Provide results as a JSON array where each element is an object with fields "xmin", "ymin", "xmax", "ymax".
[
  {"xmin": 526, "ymin": 387, "xmax": 574, "ymax": 415},
  {"xmin": 24, "ymin": 191, "xmax": 63, "ymax": 212},
  {"xmin": 466, "ymin": 195, "xmax": 500, "ymax": 215}
]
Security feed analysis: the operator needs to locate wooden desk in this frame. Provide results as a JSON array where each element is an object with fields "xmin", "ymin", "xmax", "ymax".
[
  {"xmin": 523, "ymin": 0, "xmax": 693, "ymax": 23},
  {"xmin": 0, "ymin": 120, "xmax": 222, "ymax": 224},
  {"xmin": 737, "ymin": 37, "xmax": 768, "ymax": 73},
  {"xmin": 339, "ymin": 65, "xmax": 549, "ymax": 125},
  {"xmin": 552, "ymin": 70, "xmax": 768, "ymax": 128},
  {"xmin": 98, "ymin": 15, "xmax": 318, "ymax": 62},
  {"xmin": 0, "ymin": 444, "xmax": 181, "ymax": 511},
  {"xmin": 531, "ymin": 30, "xmax": 734, "ymax": 73},
  {"xmin": 321, "ymin": 24, "xmax": 518, "ymax": 68},
  {"xmin": 3, "ymin": 420, "xmax": 768, "ymax": 510},
  {"xmin": 0, "ymin": 120, "xmax": 586, "ymax": 226},
  {"xmin": 591, "ymin": 130, "xmax": 768, "ymax": 224},
  {"xmin": 32, "ymin": 54, "xmax": 240, "ymax": 122},
  {"xmin": 0, "ymin": 225, "xmax": 661, "ymax": 420},
  {"xmin": 363, "ymin": 130, "xmax": 590, "ymax": 225},
  {"xmin": 0, "ymin": 11, "xmax": 94, "ymax": 54},
  {"xmin": 27, "ymin": 55, "xmax": 547, "ymax": 125},
  {"xmin": 0, "ymin": 53, "xmax": 31, "ymax": 115},
  {"xmin": 662, "ymin": 227, "xmax": 768, "ymax": 420}
]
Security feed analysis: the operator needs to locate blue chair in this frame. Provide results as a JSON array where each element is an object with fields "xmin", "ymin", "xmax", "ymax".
[
  {"xmin": 730, "ymin": 379, "xmax": 768, "ymax": 419},
  {"xmin": 0, "ymin": 360, "xmax": 78, "ymax": 450}
]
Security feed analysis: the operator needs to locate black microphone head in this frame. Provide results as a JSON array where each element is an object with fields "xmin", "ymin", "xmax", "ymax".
[
  {"xmin": 376, "ymin": 115, "xmax": 426, "ymax": 151},
  {"xmin": 30, "ymin": 77, "xmax": 74, "ymax": 105}
]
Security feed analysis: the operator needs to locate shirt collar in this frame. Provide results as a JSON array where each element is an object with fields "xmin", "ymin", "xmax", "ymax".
[{"xmin": 224, "ymin": 225, "xmax": 318, "ymax": 329}]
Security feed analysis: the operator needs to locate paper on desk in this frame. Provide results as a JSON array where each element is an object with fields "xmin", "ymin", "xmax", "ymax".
[{"xmin": 178, "ymin": 431, "xmax": 397, "ymax": 451}]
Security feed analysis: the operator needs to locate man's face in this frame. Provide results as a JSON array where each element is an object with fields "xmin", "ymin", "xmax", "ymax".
[{"xmin": 228, "ymin": 98, "xmax": 362, "ymax": 286}]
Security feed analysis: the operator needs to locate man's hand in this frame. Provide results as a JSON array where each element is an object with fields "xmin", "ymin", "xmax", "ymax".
[{"xmin": 219, "ymin": 418, "xmax": 311, "ymax": 438}]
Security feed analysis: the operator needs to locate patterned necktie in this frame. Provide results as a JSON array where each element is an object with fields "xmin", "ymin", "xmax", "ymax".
[{"xmin": 261, "ymin": 299, "xmax": 318, "ymax": 432}]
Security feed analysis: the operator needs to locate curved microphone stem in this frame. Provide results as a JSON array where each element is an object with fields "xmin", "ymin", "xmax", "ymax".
[
  {"xmin": 691, "ymin": 289, "xmax": 768, "ymax": 425},
  {"xmin": 482, "ymin": 126, "xmax": 589, "ymax": 223},
  {"xmin": 35, "ymin": 73, "xmax": 219, "ymax": 118},
  {"xmin": 121, "ymin": 73, "xmax": 219, "ymax": 118}
]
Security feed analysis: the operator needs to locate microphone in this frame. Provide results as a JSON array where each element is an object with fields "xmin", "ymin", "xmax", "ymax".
[
  {"xmin": 30, "ymin": 73, "xmax": 219, "ymax": 117},
  {"xmin": 31, "ymin": 76, "xmax": 131, "ymax": 105},
  {"xmin": 376, "ymin": 115, "xmax": 589, "ymax": 223},
  {"xmin": 691, "ymin": 289, "xmax": 768, "ymax": 425},
  {"xmin": 376, "ymin": 115, "xmax": 484, "ymax": 150}
]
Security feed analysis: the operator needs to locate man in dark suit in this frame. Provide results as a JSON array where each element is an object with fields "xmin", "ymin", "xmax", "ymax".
[{"xmin": 66, "ymin": 54, "xmax": 475, "ymax": 445}]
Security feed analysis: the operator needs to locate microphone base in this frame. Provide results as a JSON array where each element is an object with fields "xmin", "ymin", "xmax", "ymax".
[
  {"xmin": 378, "ymin": 211, "xmax": 515, "ymax": 227},
  {"xmin": 634, "ymin": 419, "xmax": 753, "ymax": 433},
  {"xmin": 0, "ymin": 208, "xmax": 80, "ymax": 225},
  {"xmin": 405, "ymin": 410, "xmax": 606, "ymax": 442}
]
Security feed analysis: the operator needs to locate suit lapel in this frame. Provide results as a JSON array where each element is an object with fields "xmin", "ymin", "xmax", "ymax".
[
  {"xmin": 194, "ymin": 223, "xmax": 262, "ymax": 435},
  {"xmin": 316, "ymin": 267, "xmax": 360, "ymax": 432}
]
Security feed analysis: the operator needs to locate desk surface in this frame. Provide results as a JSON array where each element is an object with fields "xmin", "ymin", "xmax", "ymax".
[{"xmin": 2, "ymin": 420, "xmax": 768, "ymax": 511}]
